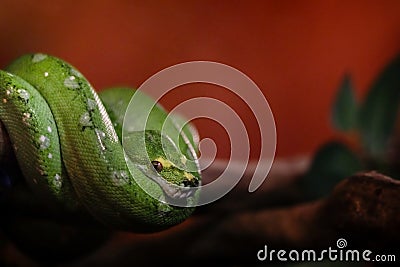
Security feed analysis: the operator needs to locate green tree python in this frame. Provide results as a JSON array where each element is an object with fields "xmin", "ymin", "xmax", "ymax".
[{"xmin": 0, "ymin": 53, "xmax": 201, "ymax": 233}]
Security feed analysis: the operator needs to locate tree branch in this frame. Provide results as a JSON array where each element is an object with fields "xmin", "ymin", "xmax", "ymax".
[{"xmin": 68, "ymin": 171, "xmax": 400, "ymax": 266}]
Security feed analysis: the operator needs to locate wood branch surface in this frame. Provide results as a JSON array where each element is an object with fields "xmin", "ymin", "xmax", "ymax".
[{"xmin": 64, "ymin": 171, "xmax": 398, "ymax": 267}]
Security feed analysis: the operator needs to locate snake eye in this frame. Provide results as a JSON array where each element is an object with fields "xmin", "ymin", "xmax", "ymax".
[{"xmin": 151, "ymin": 161, "xmax": 163, "ymax": 172}]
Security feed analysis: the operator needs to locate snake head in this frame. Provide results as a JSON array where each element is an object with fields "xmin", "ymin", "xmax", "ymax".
[{"xmin": 124, "ymin": 130, "xmax": 201, "ymax": 204}]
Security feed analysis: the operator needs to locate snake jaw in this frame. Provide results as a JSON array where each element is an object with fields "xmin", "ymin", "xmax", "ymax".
[{"xmin": 137, "ymin": 164, "xmax": 199, "ymax": 202}]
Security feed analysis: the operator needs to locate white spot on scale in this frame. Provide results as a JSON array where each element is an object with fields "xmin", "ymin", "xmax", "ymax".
[
  {"xmin": 48, "ymin": 153, "xmax": 53, "ymax": 159},
  {"xmin": 79, "ymin": 112, "xmax": 92, "ymax": 127},
  {"xmin": 96, "ymin": 129, "xmax": 106, "ymax": 138},
  {"xmin": 22, "ymin": 112, "xmax": 31, "ymax": 124},
  {"xmin": 6, "ymin": 90, "xmax": 11, "ymax": 96},
  {"xmin": 6, "ymin": 73, "xmax": 13, "ymax": 77},
  {"xmin": 64, "ymin": 76, "xmax": 79, "ymax": 89},
  {"xmin": 32, "ymin": 53, "xmax": 47, "ymax": 63},
  {"xmin": 87, "ymin": 98, "xmax": 97, "ymax": 111},
  {"xmin": 47, "ymin": 126, "xmax": 52, "ymax": 133},
  {"xmin": 44, "ymin": 72, "xmax": 49, "ymax": 77},
  {"xmin": 70, "ymin": 68, "xmax": 82, "ymax": 78},
  {"xmin": 38, "ymin": 135, "xmax": 50, "ymax": 150},
  {"xmin": 2, "ymin": 98, "xmax": 6, "ymax": 103},
  {"xmin": 17, "ymin": 89, "xmax": 30, "ymax": 101},
  {"xmin": 54, "ymin": 174, "xmax": 62, "ymax": 188}
]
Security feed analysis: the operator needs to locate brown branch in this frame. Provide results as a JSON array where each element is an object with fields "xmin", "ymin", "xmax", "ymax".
[
  {"xmin": 192, "ymin": 171, "xmax": 400, "ymax": 251},
  {"xmin": 65, "ymin": 171, "xmax": 400, "ymax": 266}
]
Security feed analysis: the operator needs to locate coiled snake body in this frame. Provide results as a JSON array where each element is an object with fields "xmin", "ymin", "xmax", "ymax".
[{"xmin": 0, "ymin": 54, "xmax": 201, "ymax": 232}]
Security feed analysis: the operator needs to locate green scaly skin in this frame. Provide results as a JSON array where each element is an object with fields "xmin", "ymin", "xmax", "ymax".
[{"xmin": 0, "ymin": 53, "xmax": 201, "ymax": 232}]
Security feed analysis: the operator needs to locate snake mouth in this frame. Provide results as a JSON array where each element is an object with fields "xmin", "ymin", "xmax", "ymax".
[
  {"xmin": 137, "ymin": 165, "xmax": 200, "ymax": 201},
  {"xmin": 154, "ymin": 175, "xmax": 199, "ymax": 200}
]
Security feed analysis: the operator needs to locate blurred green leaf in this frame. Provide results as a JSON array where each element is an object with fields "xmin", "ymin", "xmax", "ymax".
[
  {"xmin": 332, "ymin": 74, "xmax": 358, "ymax": 131},
  {"xmin": 302, "ymin": 141, "xmax": 363, "ymax": 199},
  {"xmin": 358, "ymin": 55, "xmax": 400, "ymax": 158}
]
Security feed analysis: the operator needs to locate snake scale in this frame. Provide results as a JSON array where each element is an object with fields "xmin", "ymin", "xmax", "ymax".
[{"xmin": 0, "ymin": 53, "xmax": 201, "ymax": 232}]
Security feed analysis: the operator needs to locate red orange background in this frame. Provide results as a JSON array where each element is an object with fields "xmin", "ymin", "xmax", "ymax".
[{"xmin": 1, "ymin": 0, "xmax": 400, "ymax": 159}]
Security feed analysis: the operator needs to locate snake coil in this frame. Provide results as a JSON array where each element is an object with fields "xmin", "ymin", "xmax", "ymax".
[{"xmin": 0, "ymin": 53, "xmax": 201, "ymax": 232}]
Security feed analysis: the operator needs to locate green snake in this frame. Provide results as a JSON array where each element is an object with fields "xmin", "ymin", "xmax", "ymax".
[{"xmin": 0, "ymin": 53, "xmax": 201, "ymax": 232}]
